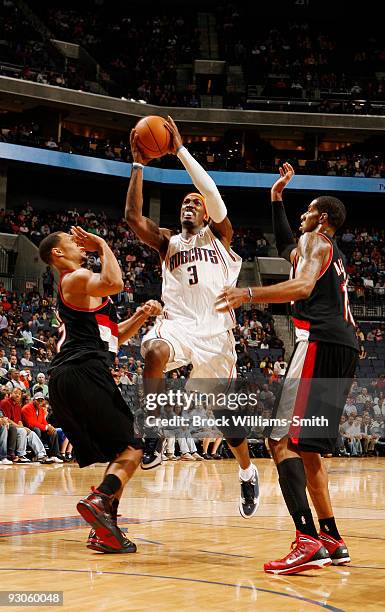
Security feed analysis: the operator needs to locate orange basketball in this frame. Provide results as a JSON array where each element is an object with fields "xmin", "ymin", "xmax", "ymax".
[{"xmin": 134, "ymin": 115, "xmax": 171, "ymax": 159}]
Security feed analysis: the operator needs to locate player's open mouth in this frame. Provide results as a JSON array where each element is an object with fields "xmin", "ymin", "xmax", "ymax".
[{"xmin": 183, "ymin": 211, "xmax": 195, "ymax": 218}]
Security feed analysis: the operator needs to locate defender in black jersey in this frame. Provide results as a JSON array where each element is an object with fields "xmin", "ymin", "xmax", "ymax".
[
  {"xmin": 217, "ymin": 163, "xmax": 358, "ymax": 575},
  {"xmin": 39, "ymin": 227, "xmax": 161, "ymax": 554}
]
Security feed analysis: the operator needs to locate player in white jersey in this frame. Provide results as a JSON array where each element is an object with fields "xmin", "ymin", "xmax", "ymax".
[{"xmin": 125, "ymin": 117, "xmax": 259, "ymax": 519}]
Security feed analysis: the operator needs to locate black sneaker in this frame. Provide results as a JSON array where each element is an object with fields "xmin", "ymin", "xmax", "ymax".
[
  {"xmin": 239, "ymin": 465, "xmax": 260, "ymax": 519},
  {"xmin": 15, "ymin": 456, "xmax": 31, "ymax": 463},
  {"xmin": 141, "ymin": 435, "xmax": 164, "ymax": 470},
  {"xmin": 202, "ymin": 453, "xmax": 213, "ymax": 460}
]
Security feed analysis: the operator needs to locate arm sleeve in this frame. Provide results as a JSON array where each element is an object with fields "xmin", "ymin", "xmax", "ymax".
[
  {"xmin": 272, "ymin": 200, "xmax": 297, "ymax": 262},
  {"xmin": 176, "ymin": 146, "xmax": 227, "ymax": 223}
]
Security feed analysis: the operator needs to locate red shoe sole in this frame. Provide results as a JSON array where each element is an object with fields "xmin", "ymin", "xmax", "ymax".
[
  {"xmin": 77, "ymin": 500, "xmax": 122, "ymax": 550},
  {"xmin": 87, "ymin": 541, "xmax": 136, "ymax": 554},
  {"xmin": 264, "ymin": 558, "xmax": 332, "ymax": 575}
]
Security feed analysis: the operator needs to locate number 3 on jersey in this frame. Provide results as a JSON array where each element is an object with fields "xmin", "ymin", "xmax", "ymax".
[{"xmin": 187, "ymin": 265, "xmax": 198, "ymax": 285}]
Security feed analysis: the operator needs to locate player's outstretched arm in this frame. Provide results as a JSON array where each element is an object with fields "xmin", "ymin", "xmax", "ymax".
[
  {"xmin": 271, "ymin": 162, "xmax": 297, "ymax": 262},
  {"xmin": 64, "ymin": 227, "xmax": 123, "ymax": 297},
  {"xmin": 118, "ymin": 300, "xmax": 162, "ymax": 345},
  {"xmin": 125, "ymin": 130, "xmax": 171, "ymax": 259},
  {"xmin": 166, "ymin": 116, "xmax": 233, "ymax": 248},
  {"xmin": 215, "ymin": 232, "xmax": 330, "ymax": 311}
]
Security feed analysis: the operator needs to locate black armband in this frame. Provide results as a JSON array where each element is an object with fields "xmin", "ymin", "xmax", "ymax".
[{"xmin": 271, "ymin": 200, "xmax": 296, "ymax": 262}]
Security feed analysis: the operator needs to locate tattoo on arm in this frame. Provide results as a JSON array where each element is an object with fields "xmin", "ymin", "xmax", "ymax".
[{"xmin": 295, "ymin": 233, "xmax": 331, "ymax": 283}]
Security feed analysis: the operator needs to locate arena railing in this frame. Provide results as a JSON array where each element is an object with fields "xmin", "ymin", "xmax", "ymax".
[{"xmin": 1, "ymin": 142, "xmax": 384, "ymax": 194}]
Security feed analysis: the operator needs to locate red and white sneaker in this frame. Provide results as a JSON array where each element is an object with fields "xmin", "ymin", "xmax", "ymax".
[
  {"xmin": 264, "ymin": 531, "xmax": 332, "ymax": 575},
  {"xmin": 319, "ymin": 532, "xmax": 350, "ymax": 565}
]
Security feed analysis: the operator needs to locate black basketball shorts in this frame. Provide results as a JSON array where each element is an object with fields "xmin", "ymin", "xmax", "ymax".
[
  {"xmin": 269, "ymin": 341, "xmax": 358, "ymax": 454},
  {"xmin": 49, "ymin": 358, "xmax": 143, "ymax": 467}
]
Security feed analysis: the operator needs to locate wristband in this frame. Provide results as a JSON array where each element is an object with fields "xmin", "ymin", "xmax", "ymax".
[
  {"xmin": 248, "ymin": 287, "xmax": 253, "ymax": 302},
  {"xmin": 132, "ymin": 162, "xmax": 144, "ymax": 169}
]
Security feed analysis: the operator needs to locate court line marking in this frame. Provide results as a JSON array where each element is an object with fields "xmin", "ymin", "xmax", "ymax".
[
  {"xmin": 3, "ymin": 516, "xmax": 385, "ymax": 548},
  {"xmin": 348, "ymin": 565, "xmax": 385, "ymax": 571},
  {"xmin": 0, "ymin": 568, "xmax": 345, "ymax": 611},
  {"xmin": 136, "ymin": 537, "xmax": 164, "ymax": 545},
  {"xmin": 197, "ymin": 549, "xmax": 254, "ymax": 559}
]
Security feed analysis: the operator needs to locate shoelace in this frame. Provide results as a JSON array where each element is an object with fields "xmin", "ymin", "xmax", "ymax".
[
  {"xmin": 241, "ymin": 480, "xmax": 255, "ymax": 503},
  {"xmin": 287, "ymin": 538, "xmax": 306, "ymax": 561}
]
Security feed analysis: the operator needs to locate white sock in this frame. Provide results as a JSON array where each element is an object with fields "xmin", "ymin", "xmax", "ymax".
[{"xmin": 239, "ymin": 463, "xmax": 255, "ymax": 481}]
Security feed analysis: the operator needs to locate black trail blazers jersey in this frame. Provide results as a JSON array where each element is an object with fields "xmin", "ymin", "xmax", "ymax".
[
  {"xmin": 49, "ymin": 274, "xmax": 119, "ymax": 372},
  {"xmin": 291, "ymin": 232, "xmax": 359, "ymax": 351}
]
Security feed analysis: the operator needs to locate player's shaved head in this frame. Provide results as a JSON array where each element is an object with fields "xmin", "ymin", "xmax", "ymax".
[{"xmin": 313, "ymin": 196, "xmax": 346, "ymax": 230}]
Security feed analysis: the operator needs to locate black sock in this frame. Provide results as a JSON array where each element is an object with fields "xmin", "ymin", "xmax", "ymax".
[
  {"xmin": 97, "ymin": 474, "xmax": 122, "ymax": 496},
  {"xmin": 319, "ymin": 517, "xmax": 341, "ymax": 540},
  {"xmin": 292, "ymin": 509, "xmax": 318, "ymax": 538},
  {"xmin": 111, "ymin": 498, "xmax": 119, "ymax": 522},
  {"xmin": 277, "ymin": 457, "xmax": 318, "ymax": 539}
]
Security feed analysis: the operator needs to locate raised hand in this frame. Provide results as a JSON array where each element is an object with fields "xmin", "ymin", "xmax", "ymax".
[
  {"xmin": 271, "ymin": 162, "xmax": 295, "ymax": 197},
  {"xmin": 70, "ymin": 226, "xmax": 104, "ymax": 252},
  {"xmin": 165, "ymin": 116, "xmax": 183, "ymax": 154},
  {"xmin": 130, "ymin": 129, "xmax": 150, "ymax": 165}
]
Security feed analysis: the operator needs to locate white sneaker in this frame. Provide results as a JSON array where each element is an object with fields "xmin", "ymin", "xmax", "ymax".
[
  {"xmin": 16, "ymin": 456, "xmax": 31, "ymax": 463},
  {"xmin": 38, "ymin": 455, "xmax": 55, "ymax": 464},
  {"xmin": 180, "ymin": 453, "xmax": 196, "ymax": 461},
  {"xmin": 192, "ymin": 453, "xmax": 203, "ymax": 461},
  {"xmin": 0, "ymin": 457, "xmax": 13, "ymax": 465},
  {"xmin": 161, "ymin": 454, "xmax": 168, "ymax": 461},
  {"xmin": 166, "ymin": 454, "xmax": 179, "ymax": 461},
  {"xmin": 51, "ymin": 456, "xmax": 64, "ymax": 464}
]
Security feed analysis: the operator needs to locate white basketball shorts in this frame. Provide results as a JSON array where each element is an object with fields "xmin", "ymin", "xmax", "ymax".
[{"xmin": 141, "ymin": 319, "xmax": 237, "ymax": 382}]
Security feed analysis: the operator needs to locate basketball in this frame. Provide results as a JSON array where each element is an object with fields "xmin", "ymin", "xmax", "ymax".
[{"xmin": 134, "ymin": 115, "xmax": 171, "ymax": 159}]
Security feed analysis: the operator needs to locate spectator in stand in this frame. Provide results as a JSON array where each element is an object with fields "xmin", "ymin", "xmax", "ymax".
[
  {"xmin": 6, "ymin": 369, "xmax": 24, "ymax": 391},
  {"xmin": 0, "ymin": 412, "xmax": 15, "ymax": 464},
  {"xmin": 0, "ymin": 388, "xmax": 53, "ymax": 463},
  {"xmin": 21, "ymin": 392, "xmax": 63, "ymax": 462},
  {"xmin": 273, "ymin": 356, "xmax": 287, "ymax": 377},
  {"xmin": 32, "ymin": 373, "xmax": 49, "ymax": 398},
  {"xmin": 0, "ymin": 308, "xmax": 8, "ymax": 332},
  {"xmin": 340, "ymin": 414, "xmax": 362, "ymax": 456},
  {"xmin": 20, "ymin": 350, "xmax": 34, "ymax": 367},
  {"xmin": 0, "ymin": 349, "xmax": 9, "ymax": 369},
  {"xmin": 19, "ymin": 371, "xmax": 32, "ymax": 392},
  {"xmin": 373, "ymin": 392, "xmax": 385, "ymax": 416},
  {"xmin": 360, "ymin": 414, "xmax": 379, "ymax": 455},
  {"xmin": 356, "ymin": 387, "xmax": 373, "ymax": 406}
]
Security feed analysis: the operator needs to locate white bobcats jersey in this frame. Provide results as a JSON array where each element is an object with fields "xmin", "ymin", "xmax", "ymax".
[{"xmin": 160, "ymin": 225, "xmax": 241, "ymax": 337}]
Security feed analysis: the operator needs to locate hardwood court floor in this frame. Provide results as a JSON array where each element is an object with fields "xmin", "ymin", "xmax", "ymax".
[{"xmin": 1, "ymin": 457, "xmax": 385, "ymax": 611}]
